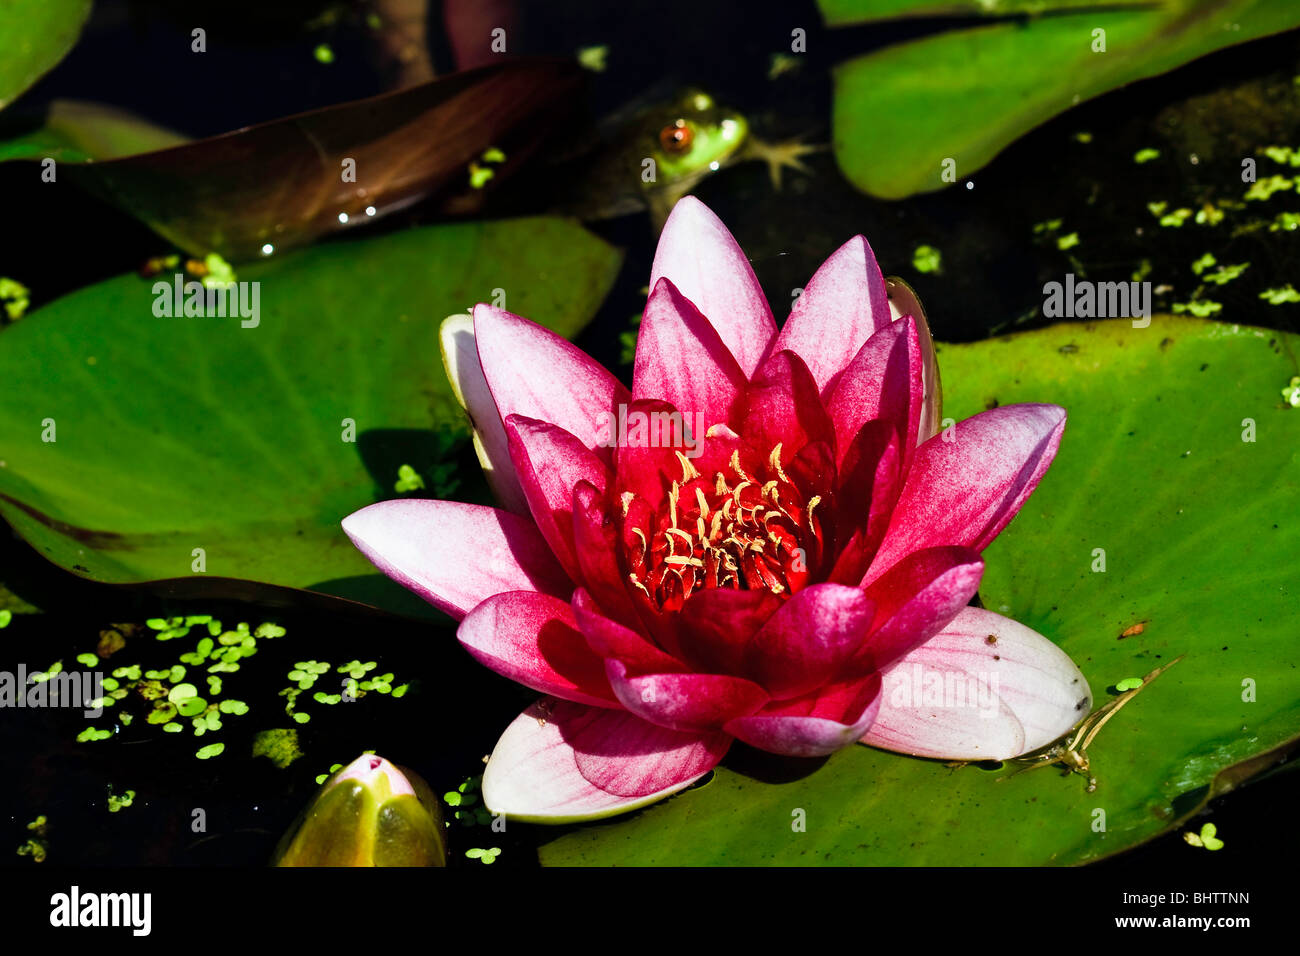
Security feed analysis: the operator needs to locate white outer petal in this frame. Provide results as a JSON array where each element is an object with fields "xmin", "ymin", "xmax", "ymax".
[
  {"xmin": 862, "ymin": 606, "xmax": 1092, "ymax": 760},
  {"xmin": 440, "ymin": 314, "xmax": 529, "ymax": 514}
]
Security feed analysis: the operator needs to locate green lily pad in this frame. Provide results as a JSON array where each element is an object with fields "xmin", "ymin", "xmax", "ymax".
[
  {"xmin": 0, "ymin": 99, "xmax": 187, "ymax": 163},
  {"xmin": 540, "ymin": 317, "xmax": 1300, "ymax": 865},
  {"xmin": 825, "ymin": 0, "xmax": 1300, "ymax": 198},
  {"xmin": 0, "ymin": 218, "xmax": 621, "ymax": 619},
  {"xmin": 0, "ymin": 0, "xmax": 92, "ymax": 111}
]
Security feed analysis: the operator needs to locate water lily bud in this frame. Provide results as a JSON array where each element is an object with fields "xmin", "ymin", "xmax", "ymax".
[{"xmin": 274, "ymin": 754, "xmax": 445, "ymax": 866}]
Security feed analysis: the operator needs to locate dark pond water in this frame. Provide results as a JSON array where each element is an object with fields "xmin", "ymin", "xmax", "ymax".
[{"xmin": 2, "ymin": 0, "xmax": 1298, "ymax": 869}]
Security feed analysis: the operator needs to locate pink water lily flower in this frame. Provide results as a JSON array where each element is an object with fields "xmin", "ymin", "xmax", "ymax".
[{"xmin": 343, "ymin": 198, "xmax": 1091, "ymax": 823}]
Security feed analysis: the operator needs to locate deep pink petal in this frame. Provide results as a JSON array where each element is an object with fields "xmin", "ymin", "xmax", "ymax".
[
  {"xmin": 863, "ymin": 404, "xmax": 1067, "ymax": 587},
  {"xmin": 505, "ymin": 415, "xmax": 610, "ymax": 581},
  {"xmin": 633, "ymin": 276, "xmax": 747, "ymax": 427},
  {"xmin": 678, "ymin": 588, "xmax": 785, "ymax": 675},
  {"xmin": 861, "ymin": 607, "xmax": 1092, "ymax": 759},
  {"xmin": 571, "ymin": 588, "xmax": 687, "ymax": 675},
  {"xmin": 482, "ymin": 697, "xmax": 729, "ymax": 822},
  {"xmin": 826, "ymin": 421, "xmax": 901, "ymax": 585},
  {"xmin": 772, "ymin": 235, "xmax": 891, "ymax": 395},
  {"xmin": 826, "ymin": 315, "xmax": 922, "ymax": 474},
  {"xmin": 857, "ymin": 546, "xmax": 984, "ymax": 672},
  {"xmin": 612, "ymin": 398, "xmax": 703, "ymax": 511},
  {"xmin": 745, "ymin": 583, "xmax": 875, "ymax": 699},
  {"xmin": 606, "ymin": 660, "xmax": 769, "ymax": 733},
  {"xmin": 571, "ymin": 483, "xmax": 643, "ymax": 629},
  {"xmin": 458, "ymin": 591, "xmax": 617, "ymax": 707},
  {"xmin": 473, "ymin": 303, "xmax": 630, "ymax": 460},
  {"xmin": 440, "ymin": 314, "xmax": 528, "ymax": 513},
  {"xmin": 650, "ymin": 197, "xmax": 776, "ymax": 377},
  {"xmin": 341, "ymin": 500, "xmax": 571, "ymax": 621},
  {"xmin": 742, "ymin": 349, "xmax": 835, "ymax": 457},
  {"xmin": 726, "ymin": 673, "xmax": 883, "ymax": 758}
]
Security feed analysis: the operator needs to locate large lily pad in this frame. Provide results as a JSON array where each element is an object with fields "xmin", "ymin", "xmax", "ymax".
[
  {"xmin": 539, "ymin": 316, "xmax": 1300, "ymax": 865},
  {"xmin": 0, "ymin": 0, "xmax": 92, "ymax": 111},
  {"xmin": 825, "ymin": 0, "xmax": 1300, "ymax": 199},
  {"xmin": 0, "ymin": 218, "xmax": 622, "ymax": 617}
]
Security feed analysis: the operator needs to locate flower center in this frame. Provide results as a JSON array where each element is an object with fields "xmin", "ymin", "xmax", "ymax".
[{"xmin": 623, "ymin": 443, "xmax": 824, "ymax": 612}]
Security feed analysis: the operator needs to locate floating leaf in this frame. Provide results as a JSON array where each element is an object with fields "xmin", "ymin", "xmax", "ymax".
[
  {"xmin": 825, "ymin": 0, "xmax": 1300, "ymax": 198},
  {"xmin": 0, "ymin": 1, "xmax": 92, "ymax": 111},
  {"xmin": 0, "ymin": 218, "xmax": 621, "ymax": 620}
]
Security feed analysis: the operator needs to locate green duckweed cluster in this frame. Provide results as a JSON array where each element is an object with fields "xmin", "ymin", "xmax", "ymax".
[{"xmin": 66, "ymin": 615, "xmax": 412, "ymax": 763}]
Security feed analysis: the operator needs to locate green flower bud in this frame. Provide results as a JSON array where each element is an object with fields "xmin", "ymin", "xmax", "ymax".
[{"xmin": 274, "ymin": 755, "xmax": 445, "ymax": 866}]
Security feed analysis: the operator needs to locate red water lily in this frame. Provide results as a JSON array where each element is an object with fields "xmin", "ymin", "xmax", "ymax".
[{"xmin": 343, "ymin": 198, "xmax": 1090, "ymax": 822}]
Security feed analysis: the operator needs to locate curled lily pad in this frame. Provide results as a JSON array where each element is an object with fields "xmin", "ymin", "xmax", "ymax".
[{"xmin": 0, "ymin": 60, "xmax": 585, "ymax": 259}]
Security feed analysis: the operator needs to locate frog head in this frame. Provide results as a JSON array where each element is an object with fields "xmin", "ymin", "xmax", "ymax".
[{"xmin": 644, "ymin": 90, "xmax": 750, "ymax": 188}]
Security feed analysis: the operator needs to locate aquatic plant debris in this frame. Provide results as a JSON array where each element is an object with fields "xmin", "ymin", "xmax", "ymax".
[
  {"xmin": 16, "ymin": 816, "xmax": 48, "ymax": 863},
  {"xmin": 577, "ymin": 45, "xmax": 608, "ymax": 72},
  {"xmin": 1184, "ymin": 822, "xmax": 1224, "ymax": 850},
  {"xmin": 253, "ymin": 728, "xmax": 304, "ymax": 769},
  {"xmin": 443, "ymin": 776, "xmax": 493, "ymax": 827},
  {"xmin": 1281, "ymin": 376, "xmax": 1300, "ymax": 407},
  {"xmin": 0, "ymin": 277, "xmax": 29, "ymax": 321},
  {"xmin": 911, "ymin": 244, "xmax": 942, "ymax": 273},
  {"xmin": 106, "ymin": 788, "xmax": 135, "ymax": 813},
  {"xmin": 67, "ymin": 614, "xmax": 297, "ymax": 750},
  {"xmin": 1002, "ymin": 656, "xmax": 1184, "ymax": 793},
  {"xmin": 1244, "ymin": 175, "xmax": 1294, "ymax": 201}
]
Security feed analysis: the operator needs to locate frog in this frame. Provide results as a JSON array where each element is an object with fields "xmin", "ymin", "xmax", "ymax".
[{"xmin": 558, "ymin": 88, "xmax": 822, "ymax": 230}]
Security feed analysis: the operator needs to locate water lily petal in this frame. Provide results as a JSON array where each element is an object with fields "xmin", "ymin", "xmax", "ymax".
[
  {"xmin": 743, "ymin": 349, "xmax": 835, "ymax": 458},
  {"xmin": 677, "ymin": 588, "xmax": 784, "ymax": 674},
  {"xmin": 886, "ymin": 277, "xmax": 942, "ymax": 443},
  {"xmin": 863, "ymin": 403, "xmax": 1067, "ymax": 587},
  {"xmin": 440, "ymin": 314, "xmax": 528, "ymax": 513},
  {"xmin": 505, "ymin": 415, "xmax": 610, "ymax": 581},
  {"xmin": 606, "ymin": 660, "xmax": 769, "ymax": 733},
  {"xmin": 571, "ymin": 587, "xmax": 687, "ymax": 674},
  {"xmin": 342, "ymin": 500, "xmax": 572, "ymax": 620},
  {"xmin": 773, "ymin": 235, "xmax": 891, "ymax": 395},
  {"xmin": 826, "ymin": 420, "xmax": 901, "ymax": 585},
  {"xmin": 634, "ymin": 276, "xmax": 747, "ymax": 427},
  {"xmin": 612, "ymin": 397, "xmax": 700, "ymax": 511},
  {"xmin": 726, "ymin": 673, "xmax": 883, "ymax": 758},
  {"xmin": 826, "ymin": 314, "xmax": 922, "ymax": 475},
  {"xmin": 458, "ymin": 591, "xmax": 617, "ymax": 707},
  {"xmin": 474, "ymin": 303, "xmax": 630, "ymax": 459},
  {"xmin": 571, "ymin": 483, "xmax": 643, "ymax": 629},
  {"xmin": 745, "ymin": 583, "xmax": 875, "ymax": 699},
  {"xmin": 858, "ymin": 546, "xmax": 984, "ymax": 671},
  {"xmin": 482, "ymin": 697, "xmax": 730, "ymax": 822},
  {"xmin": 861, "ymin": 607, "xmax": 1092, "ymax": 760},
  {"xmin": 650, "ymin": 196, "xmax": 776, "ymax": 377}
]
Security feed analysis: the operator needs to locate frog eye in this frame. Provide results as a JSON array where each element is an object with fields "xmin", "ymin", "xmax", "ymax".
[{"xmin": 659, "ymin": 120, "xmax": 693, "ymax": 155}]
